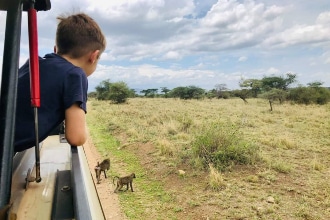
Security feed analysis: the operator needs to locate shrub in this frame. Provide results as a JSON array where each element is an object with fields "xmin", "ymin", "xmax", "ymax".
[
  {"xmin": 192, "ymin": 123, "xmax": 260, "ymax": 171},
  {"xmin": 108, "ymin": 81, "xmax": 131, "ymax": 104},
  {"xmin": 288, "ymin": 86, "xmax": 330, "ymax": 105},
  {"xmin": 95, "ymin": 80, "xmax": 131, "ymax": 103}
]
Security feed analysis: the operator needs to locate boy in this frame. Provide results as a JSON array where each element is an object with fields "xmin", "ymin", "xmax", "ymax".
[{"xmin": 14, "ymin": 13, "xmax": 106, "ymax": 152}]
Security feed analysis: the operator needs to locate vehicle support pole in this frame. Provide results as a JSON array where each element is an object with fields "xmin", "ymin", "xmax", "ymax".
[
  {"xmin": 28, "ymin": 0, "xmax": 42, "ymax": 183},
  {"xmin": 0, "ymin": 0, "xmax": 23, "ymax": 209}
]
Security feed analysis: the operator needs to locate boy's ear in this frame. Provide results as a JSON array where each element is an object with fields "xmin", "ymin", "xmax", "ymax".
[{"xmin": 90, "ymin": 50, "xmax": 100, "ymax": 64}]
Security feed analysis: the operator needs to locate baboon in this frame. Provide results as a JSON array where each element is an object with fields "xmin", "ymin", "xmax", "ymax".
[
  {"xmin": 113, "ymin": 173, "xmax": 136, "ymax": 193},
  {"xmin": 95, "ymin": 158, "xmax": 110, "ymax": 184}
]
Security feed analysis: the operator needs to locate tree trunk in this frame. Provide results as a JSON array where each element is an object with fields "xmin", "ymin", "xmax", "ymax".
[{"xmin": 269, "ymin": 100, "xmax": 273, "ymax": 111}]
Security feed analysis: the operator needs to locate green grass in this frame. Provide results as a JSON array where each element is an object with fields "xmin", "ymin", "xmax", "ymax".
[
  {"xmin": 87, "ymin": 98, "xmax": 330, "ymax": 220},
  {"xmin": 191, "ymin": 122, "xmax": 260, "ymax": 171},
  {"xmin": 87, "ymin": 102, "xmax": 177, "ymax": 219}
]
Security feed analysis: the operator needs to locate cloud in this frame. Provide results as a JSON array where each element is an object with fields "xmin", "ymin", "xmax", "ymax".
[
  {"xmin": 238, "ymin": 56, "xmax": 247, "ymax": 62},
  {"xmin": 266, "ymin": 67, "xmax": 280, "ymax": 74},
  {"xmin": 73, "ymin": 0, "xmax": 288, "ymax": 61},
  {"xmin": 263, "ymin": 11, "xmax": 330, "ymax": 48},
  {"xmin": 89, "ymin": 63, "xmax": 242, "ymax": 90},
  {"xmin": 163, "ymin": 51, "xmax": 182, "ymax": 60},
  {"xmin": 1, "ymin": 0, "xmax": 330, "ymax": 91}
]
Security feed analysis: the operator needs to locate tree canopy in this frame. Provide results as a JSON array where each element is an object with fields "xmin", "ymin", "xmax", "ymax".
[
  {"xmin": 90, "ymin": 73, "xmax": 329, "ymax": 105},
  {"xmin": 95, "ymin": 79, "xmax": 131, "ymax": 103}
]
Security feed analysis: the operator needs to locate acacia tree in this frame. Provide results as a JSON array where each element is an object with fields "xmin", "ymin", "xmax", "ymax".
[
  {"xmin": 239, "ymin": 79, "xmax": 262, "ymax": 97},
  {"xmin": 307, "ymin": 81, "xmax": 323, "ymax": 88},
  {"xmin": 140, "ymin": 88, "xmax": 158, "ymax": 97},
  {"xmin": 260, "ymin": 88, "xmax": 287, "ymax": 111},
  {"xmin": 169, "ymin": 86, "xmax": 205, "ymax": 99},
  {"xmin": 261, "ymin": 73, "xmax": 296, "ymax": 91},
  {"xmin": 232, "ymin": 89, "xmax": 249, "ymax": 103},
  {"xmin": 160, "ymin": 87, "xmax": 171, "ymax": 98}
]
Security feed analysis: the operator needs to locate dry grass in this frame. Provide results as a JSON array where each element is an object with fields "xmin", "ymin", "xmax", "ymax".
[{"xmin": 87, "ymin": 98, "xmax": 330, "ymax": 220}]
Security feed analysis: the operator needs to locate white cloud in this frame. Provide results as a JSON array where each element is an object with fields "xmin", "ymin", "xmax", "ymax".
[
  {"xmin": 316, "ymin": 11, "xmax": 330, "ymax": 25},
  {"xmin": 1, "ymin": 0, "xmax": 330, "ymax": 91},
  {"xmin": 238, "ymin": 56, "xmax": 247, "ymax": 62},
  {"xmin": 263, "ymin": 11, "xmax": 330, "ymax": 47},
  {"xmin": 266, "ymin": 67, "xmax": 280, "ymax": 74},
  {"xmin": 163, "ymin": 51, "xmax": 182, "ymax": 60},
  {"xmin": 89, "ymin": 63, "xmax": 239, "ymax": 90}
]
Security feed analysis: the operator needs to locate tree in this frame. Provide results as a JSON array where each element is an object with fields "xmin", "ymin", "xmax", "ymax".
[
  {"xmin": 129, "ymin": 89, "xmax": 137, "ymax": 98},
  {"xmin": 95, "ymin": 79, "xmax": 111, "ymax": 100},
  {"xmin": 260, "ymin": 88, "xmax": 287, "ymax": 111},
  {"xmin": 94, "ymin": 79, "xmax": 131, "ymax": 103},
  {"xmin": 285, "ymin": 73, "xmax": 297, "ymax": 87},
  {"xmin": 214, "ymin": 83, "xmax": 229, "ymax": 98},
  {"xmin": 236, "ymin": 78, "xmax": 254, "ymax": 103},
  {"xmin": 88, "ymin": 91, "xmax": 97, "ymax": 98},
  {"xmin": 108, "ymin": 81, "xmax": 131, "ymax": 103},
  {"xmin": 169, "ymin": 87, "xmax": 188, "ymax": 99},
  {"xmin": 261, "ymin": 73, "xmax": 296, "ymax": 91},
  {"xmin": 307, "ymin": 81, "xmax": 323, "ymax": 88},
  {"xmin": 140, "ymin": 88, "xmax": 158, "ymax": 97},
  {"xmin": 239, "ymin": 79, "xmax": 262, "ymax": 97},
  {"xmin": 160, "ymin": 87, "xmax": 171, "ymax": 98},
  {"xmin": 169, "ymin": 86, "xmax": 205, "ymax": 99},
  {"xmin": 261, "ymin": 76, "xmax": 286, "ymax": 91},
  {"xmin": 206, "ymin": 90, "xmax": 217, "ymax": 99},
  {"xmin": 232, "ymin": 89, "xmax": 249, "ymax": 103}
]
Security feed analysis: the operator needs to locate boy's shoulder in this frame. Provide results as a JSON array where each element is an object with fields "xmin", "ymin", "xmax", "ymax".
[
  {"xmin": 39, "ymin": 53, "xmax": 86, "ymax": 77},
  {"xmin": 41, "ymin": 53, "xmax": 77, "ymax": 69},
  {"xmin": 42, "ymin": 53, "xmax": 67, "ymax": 62}
]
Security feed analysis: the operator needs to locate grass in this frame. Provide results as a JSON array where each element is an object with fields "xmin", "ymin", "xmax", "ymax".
[{"xmin": 87, "ymin": 98, "xmax": 330, "ymax": 219}]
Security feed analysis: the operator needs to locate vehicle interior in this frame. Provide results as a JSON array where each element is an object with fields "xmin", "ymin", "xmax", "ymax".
[{"xmin": 0, "ymin": 0, "xmax": 105, "ymax": 219}]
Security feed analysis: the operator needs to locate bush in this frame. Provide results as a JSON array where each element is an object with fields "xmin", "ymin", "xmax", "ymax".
[
  {"xmin": 95, "ymin": 80, "xmax": 131, "ymax": 103},
  {"xmin": 108, "ymin": 81, "xmax": 131, "ymax": 104},
  {"xmin": 192, "ymin": 123, "xmax": 260, "ymax": 171},
  {"xmin": 168, "ymin": 86, "xmax": 205, "ymax": 99},
  {"xmin": 259, "ymin": 88, "xmax": 287, "ymax": 103},
  {"xmin": 288, "ymin": 86, "xmax": 330, "ymax": 105}
]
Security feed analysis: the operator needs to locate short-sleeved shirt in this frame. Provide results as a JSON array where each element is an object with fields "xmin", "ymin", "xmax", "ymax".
[{"xmin": 14, "ymin": 53, "xmax": 88, "ymax": 152}]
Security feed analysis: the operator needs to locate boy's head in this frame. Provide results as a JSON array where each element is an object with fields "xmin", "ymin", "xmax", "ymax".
[{"xmin": 55, "ymin": 13, "xmax": 106, "ymax": 60}]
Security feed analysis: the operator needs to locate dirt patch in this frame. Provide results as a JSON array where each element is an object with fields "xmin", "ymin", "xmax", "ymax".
[{"xmin": 83, "ymin": 135, "xmax": 127, "ymax": 220}]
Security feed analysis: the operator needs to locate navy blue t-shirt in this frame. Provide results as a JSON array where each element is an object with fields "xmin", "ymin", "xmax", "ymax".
[{"xmin": 14, "ymin": 53, "xmax": 88, "ymax": 152}]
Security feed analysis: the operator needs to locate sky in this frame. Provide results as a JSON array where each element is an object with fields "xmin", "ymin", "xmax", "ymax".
[{"xmin": 0, "ymin": 0, "xmax": 330, "ymax": 92}]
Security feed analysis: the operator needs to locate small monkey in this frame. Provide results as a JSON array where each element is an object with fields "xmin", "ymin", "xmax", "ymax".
[
  {"xmin": 113, "ymin": 173, "xmax": 136, "ymax": 193},
  {"xmin": 95, "ymin": 158, "xmax": 110, "ymax": 184}
]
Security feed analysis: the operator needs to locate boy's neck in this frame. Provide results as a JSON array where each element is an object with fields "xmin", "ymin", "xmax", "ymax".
[
  {"xmin": 61, "ymin": 54, "xmax": 84, "ymax": 68},
  {"xmin": 60, "ymin": 54, "xmax": 89, "ymax": 75}
]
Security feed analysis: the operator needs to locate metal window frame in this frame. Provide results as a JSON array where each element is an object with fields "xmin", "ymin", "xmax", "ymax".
[{"xmin": 0, "ymin": 1, "xmax": 104, "ymax": 219}]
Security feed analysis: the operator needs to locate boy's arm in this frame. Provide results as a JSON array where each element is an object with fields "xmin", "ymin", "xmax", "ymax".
[{"xmin": 64, "ymin": 103, "xmax": 87, "ymax": 146}]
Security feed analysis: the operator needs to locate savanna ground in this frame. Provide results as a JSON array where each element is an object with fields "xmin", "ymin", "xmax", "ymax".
[{"xmin": 86, "ymin": 98, "xmax": 330, "ymax": 220}]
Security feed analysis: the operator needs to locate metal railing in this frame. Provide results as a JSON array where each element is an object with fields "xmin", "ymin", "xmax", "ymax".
[{"xmin": 0, "ymin": 0, "xmax": 23, "ymax": 209}]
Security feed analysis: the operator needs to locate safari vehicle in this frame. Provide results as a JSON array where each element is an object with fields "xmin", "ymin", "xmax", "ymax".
[{"xmin": 0, "ymin": 0, "xmax": 105, "ymax": 219}]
